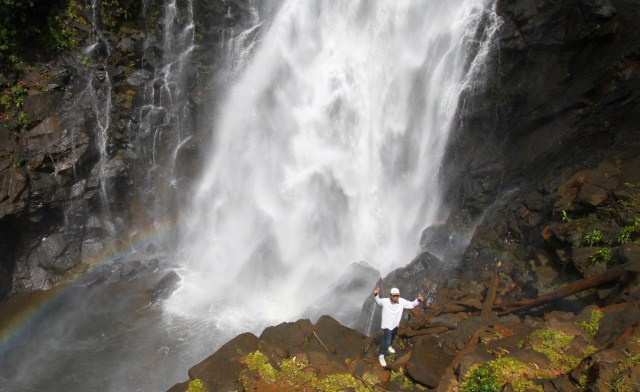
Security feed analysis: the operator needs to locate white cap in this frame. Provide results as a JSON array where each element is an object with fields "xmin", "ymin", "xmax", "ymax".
[{"xmin": 390, "ymin": 288, "xmax": 400, "ymax": 295}]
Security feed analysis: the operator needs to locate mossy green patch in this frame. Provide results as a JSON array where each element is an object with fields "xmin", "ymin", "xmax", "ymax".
[
  {"xmin": 576, "ymin": 310, "xmax": 603, "ymax": 338},
  {"xmin": 241, "ymin": 350, "xmax": 377, "ymax": 391},
  {"xmin": 460, "ymin": 357, "xmax": 542, "ymax": 392},
  {"xmin": 530, "ymin": 329, "xmax": 581, "ymax": 373},
  {"xmin": 187, "ymin": 378, "xmax": 206, "ymax": 392}
]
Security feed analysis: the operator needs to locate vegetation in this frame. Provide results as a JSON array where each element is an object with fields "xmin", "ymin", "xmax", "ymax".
[
  {"xmin": 589, "ymin": 247, "xmax": 611, "ymax": 265},
  {"xmin": 607, "ymin": 353, "xmax": 640, "ymax": 392},
  {"xmin": 241, "ymin": 350, "xmax": 378, "ymax": 391},
  {"xmin": 530, "ymin": 328, "xmax": 581, "ymax": 373},
  {"xmin": 584, "ymin": 230, "xmax": 604, "ymax": 246},
  {"xmin": 460, "ymin": 357, "xmax": 542, "ymax": 392},
  {"xmin": 576, "ymin": 310, "xmax": 604, "ymax": 338},
  {"xmin": 186, "ymin": 378, "xmax": 206, "ymax": 392},
  {"xmin": 615, "ymin": 216, "xmax": 640, "ymax": 245},
  {"xmin": 390, "ymin": 368, "xmax": 426, "ymax": 390},
  {"xmin": 0, "ymin": 0, "xmax": 137, "ymax": 71}
]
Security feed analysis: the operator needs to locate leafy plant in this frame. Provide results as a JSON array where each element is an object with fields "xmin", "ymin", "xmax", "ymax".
[
  {"xmin": 615, "ymin": 216, "xmax": 640, "ymax": 245},
  {"xmin": 577, "ymin": 310, "xmax": 604, "ymax": 338},
  {"xmin": 242, "ymin": 350, "xmax": 375, "ymax": 391},
  {"xmin": 530, "ymin": 328, "xmax": 580, "ymax": 373},
  {"xmin": 589, "ymin": 248, "xmax": 611, "ymax": 266},
  {"xmin": 187, "ymin": 378, "xmax": 206, "ymax": 392},
  {"xmin": 460, "ymin": 358, "xmax": 542, "ymax": 392},
  {"xmin": 584, "ymin": 230, "xmax": 604, "ymax": 246}
]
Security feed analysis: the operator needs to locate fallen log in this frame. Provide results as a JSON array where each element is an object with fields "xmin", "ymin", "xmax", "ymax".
[
  {"xmin": 495, "ymin": 261, "xmax": 639, "ymax": 316},
  {"xmin": 481, "ymin": 269, "xmax": 500, "ymax": 318}
]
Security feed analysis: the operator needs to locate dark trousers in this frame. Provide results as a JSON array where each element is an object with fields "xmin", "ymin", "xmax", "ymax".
[{"xmin": 379, "ymin": 327, "xmax": 398, "ymax": 356}]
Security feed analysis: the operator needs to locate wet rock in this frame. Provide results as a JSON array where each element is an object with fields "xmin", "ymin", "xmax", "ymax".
[
  {"xmin": 420, "ymin": 224, "xmax": 470, "ymax": 263},
  {"xmin": 304, "ymin": 261, "xmax": 379, "ymax": 328},
  {"xmin": 0, "ymin": 168, "xmax": 28, "ymax": 219},
  {"xmin": 29, "ymin": 232, "xmax": 81, "ymax": 273},
  {"xmin": 148, "ymin": 270, "xmax": 180, "ymax": 301},
  {"xmin": 383, "ymin": 251, "xmax": 441, "ymax": 299}
]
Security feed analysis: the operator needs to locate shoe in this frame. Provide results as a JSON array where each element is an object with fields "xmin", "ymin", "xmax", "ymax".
[
  {"xmin": 378, "ymin": 354, "xmax": 387, "ymax": 367},
  {"xmin": 388, "ymin": 346, "xmax": 396, "ymax": 354}
]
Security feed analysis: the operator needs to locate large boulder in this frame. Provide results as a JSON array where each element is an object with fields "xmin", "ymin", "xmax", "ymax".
[
  {"xmin": 186, "ymin": 332, "xmax": 260, "ymax": 392},
  {"xmin": 406, "ymin": 335, "xmax": 454, "ymax": 388}
]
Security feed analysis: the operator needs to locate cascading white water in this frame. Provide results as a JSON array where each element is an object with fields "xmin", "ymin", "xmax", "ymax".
[
  {"xmin": 166, "ymin": 0, "xmax": 495, "ymax": 334},
  {"xmin": 136, "ymin": 0, "xmax": 196, "ymax": 224}
]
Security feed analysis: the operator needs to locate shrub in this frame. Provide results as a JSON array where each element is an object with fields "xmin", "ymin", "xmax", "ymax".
[
  {"xmin": 242, "ymin": 350, "xmax": 376, "ymax": 391},
  {"xmin": 577, "ymin": 310, "xmax": 604, "ymax": 338},
  {"xmin": 460, "ymin": 358, "xmax": 542, "ymax": 392},
  {"xmin": 584, "ymin": 230, "xmax": 603, "ymax": 246},
  {"xmin": 187, "ymin": 378, "xmax": 206, "ymax": 392},
  {"xmin": 589, "ymin": 248, "xmax": 611, "ymax": 265}
]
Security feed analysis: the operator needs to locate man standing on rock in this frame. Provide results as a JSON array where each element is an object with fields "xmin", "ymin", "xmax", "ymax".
[{"xmin": 373, "ymin": 287, "xmax": 424, "ymax": 367}]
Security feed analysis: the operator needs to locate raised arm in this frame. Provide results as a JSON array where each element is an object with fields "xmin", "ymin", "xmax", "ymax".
[
  {"xmin": 403, "ymin": 294, "xmax": 425, "ymax": 309},
  {"xmin": 373, "ymin": 288, "xmax": 383, "ymax": 305}
]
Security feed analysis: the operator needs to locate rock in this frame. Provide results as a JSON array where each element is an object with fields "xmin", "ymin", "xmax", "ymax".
[
  {"xmin": 615, "ymin": 243, "xmax": 640, "ymax": 263},
  {"xmin": 382, "ymin": 251, "xmax": 440, "ymax": 299},
  {"xmin": 577, "ymin": 182, "xmax": 609, "ymax": 207},
  {"xmin": 420, "ymin": 224, "xmax": 470, "ymax": 263},
  {"xmin": 148, "ymin": 270, "xmax": 181, "ymax": 301},
  {"xmin": 406, "ymin": 335, "xmax": 454, "ymax": 388},
  {"xmin": 22, "ymin": 92, "xmax": 64, "ymax": 119},
  {"xmin": 571, "ymin": 247, "xmax": 608, "ymax": 277},
  {"xmin": 313, "ymin": 315, "xmax": 368, "ymax": 358},
  {"xmin": 304, "ymin": 261, "xmax": 379, "ymax": 328},
  {"xmin": 259, "ymin": 319, "xmax": 314, "ymax": 360},
  {"xmin": 186, "ymin": 332, "xmax": 260, "ymax": 392},
  {"xmin": 29, "ymin": 233, "xmax": 81, "ymax": 273}
]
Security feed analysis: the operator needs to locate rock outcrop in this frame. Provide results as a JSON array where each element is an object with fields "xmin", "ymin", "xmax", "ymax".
[{"xmin": 0, "ymin": 0, "xmax": 256, "ymax": 298}]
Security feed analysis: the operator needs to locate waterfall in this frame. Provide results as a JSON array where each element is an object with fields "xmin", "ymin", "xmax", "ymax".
[
  {"xmin": 166, "ymin": 0, "xmax": 496, "ymax": 334},
  {"xmin": 86, "ymin": 0, "xmax": 114, "ymax": 216},
  {"xmin": 136, "ymin": 0, "xmax": 196, "ymax": 227}
]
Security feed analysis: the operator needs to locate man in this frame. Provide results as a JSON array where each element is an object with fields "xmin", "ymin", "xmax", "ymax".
[{"xmin": 373, "ymin": 287, "xmax": 424, "ymax": 367}]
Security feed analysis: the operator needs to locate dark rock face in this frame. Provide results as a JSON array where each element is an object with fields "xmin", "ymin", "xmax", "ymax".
[
  {"xmin": 0, "ymin": 1, "xmax": 255, "ymax": 298},
  {"xmin": 443, "ymin": 0, "xmax": 640, "ymax": 224}
]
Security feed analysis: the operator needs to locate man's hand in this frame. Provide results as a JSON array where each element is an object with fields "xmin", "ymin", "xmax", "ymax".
[
  {"xmin": 418, "ymin": 294, "xmax": 425, "ymax": 302},
  {"xmin": 373, "ymin": 289, "xmax": 379, "ymax": 296}
]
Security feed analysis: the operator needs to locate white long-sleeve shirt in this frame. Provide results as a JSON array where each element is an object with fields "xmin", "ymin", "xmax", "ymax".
[{"xmin": 374, "ymin": 295, "xmax": 420, "ymax": 330}]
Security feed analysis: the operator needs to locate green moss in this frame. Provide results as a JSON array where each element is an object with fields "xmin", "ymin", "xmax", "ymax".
[
  {"xmin": 460, "ymin": 358, "xmax": 542, "ymax": 392},
  {"xmin": 577, "ymin": 310, "xmax": 604, "ymax": 338},
  {"xmin": 242, "ymin": 350, "xmax": 376, "ymax": 391},
  {"xmin": 390, "ymin": 368, "xmax": 427, "ymax": 390},
  {"xmin": 530, "ymin": 329, "xmax": 581, "ymax": 373},
  {"xmin": 244, "ymin": 350, "xmax": 277, "ymax": 383},
  {"xmin": 608, "ymin": 354, "xmax": 640, "ymax": 392},
  {"xmin": 187, "ymin": 378, "xmax": 206, "ymax": 392}
]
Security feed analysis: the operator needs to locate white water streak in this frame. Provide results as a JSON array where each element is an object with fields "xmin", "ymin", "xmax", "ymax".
[{"xmin": 166, "ymin": 0, "xmax": 494, "ymax": 333}]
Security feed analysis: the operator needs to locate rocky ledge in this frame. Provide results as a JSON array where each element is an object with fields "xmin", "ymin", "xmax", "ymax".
[{"xmin": 168, "ymin": 261, "xmax": 640, "ymax": 391}]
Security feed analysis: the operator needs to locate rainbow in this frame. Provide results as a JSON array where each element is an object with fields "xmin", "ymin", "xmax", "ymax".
[{"xmin": 0, "ymin": 218, "xmax": 180, "ymax": 356}]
